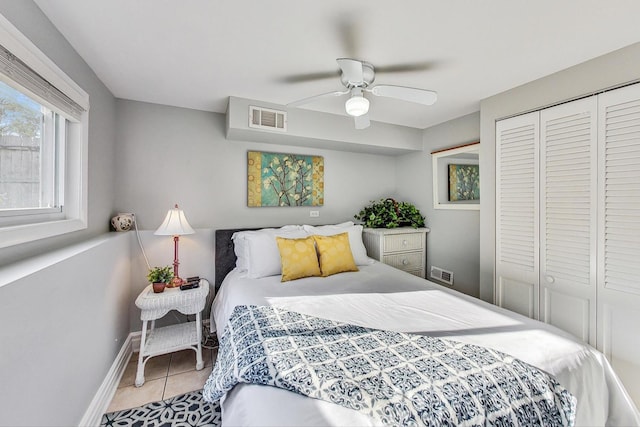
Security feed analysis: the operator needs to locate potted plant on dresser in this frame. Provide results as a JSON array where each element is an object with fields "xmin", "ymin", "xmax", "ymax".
[
  {"xmin": 147, "ymin": 266, "xmax": 174, "ymax": 293},
  {"xmin": 354, "ymin": 198, "xmax": 425, "ymax": 229},
  {"xmin": 354, "ymin": 198, "xmax": 429, "ymax": 278}
]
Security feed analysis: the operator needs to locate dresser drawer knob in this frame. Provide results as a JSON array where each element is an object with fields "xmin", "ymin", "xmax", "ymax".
[
  {"xmin": 402, "ymin": 240, "xmax": 408, "ymax": 246},
  {"xmin": 402, "ymin": 259, "xmax": 409, "ymax": 265}
]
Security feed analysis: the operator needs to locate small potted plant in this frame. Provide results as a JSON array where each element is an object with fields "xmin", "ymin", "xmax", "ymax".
[
  {"xmin": 147, "ymin": 266, "xmax": 174, "ymax": 293},
  {"xmin": 354, "ymin": 198, "xmax": 426, "ymax": 229}
]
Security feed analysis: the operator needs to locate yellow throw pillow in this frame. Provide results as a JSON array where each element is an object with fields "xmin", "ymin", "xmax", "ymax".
[
  {"xmin": 313, "ymin": 232, "xmax": 359, "ymax": 277},
  {"xmin": 275, "ymin": 236, "xmax": 321, "ymax": 282}
]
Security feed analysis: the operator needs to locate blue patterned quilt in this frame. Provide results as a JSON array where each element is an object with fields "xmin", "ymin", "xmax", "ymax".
[{"xmin": 203, "ymin": 305, "xmax": 576, "ymax": 426}]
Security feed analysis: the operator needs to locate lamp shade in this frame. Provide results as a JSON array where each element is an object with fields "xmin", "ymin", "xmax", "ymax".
[
  {"xmin": 345, "ymin": 95, "xmax": 370, "ymax": 117},
  {"xmin": 154, "ymin": 204, "xmax": 195, "ymax": 236}
]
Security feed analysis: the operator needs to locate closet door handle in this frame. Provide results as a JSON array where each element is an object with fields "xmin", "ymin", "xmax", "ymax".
[{"xmin": 544, "ymin": 274, "xmax": 555, "ymax": 284}]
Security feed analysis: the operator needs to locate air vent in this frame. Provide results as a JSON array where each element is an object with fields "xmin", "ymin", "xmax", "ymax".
[
  {"xmin": 430, "ymin": 266, "xmax": 454, "ymax": 286},
  {"xmin": 249, "ymin": 106, "xmax": 287, "ymax": 132}
]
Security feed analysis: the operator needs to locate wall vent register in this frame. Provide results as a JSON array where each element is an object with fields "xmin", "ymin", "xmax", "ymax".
[
  {"xmin": 249, "ymin": 106, "xmax": 287, "ymax": 132},
  {"xmin": 430, "ymin": 266, "xmax": 454, "ymax": 285}
]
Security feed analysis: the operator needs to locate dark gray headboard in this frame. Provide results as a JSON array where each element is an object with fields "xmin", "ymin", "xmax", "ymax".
[
  {"xmin": 214, "ymin": 228, "xmax": 260, "ymax": 289},
  {"xmin": 214, "ymin": 224, "xmax": 341, "ymax": 289}
]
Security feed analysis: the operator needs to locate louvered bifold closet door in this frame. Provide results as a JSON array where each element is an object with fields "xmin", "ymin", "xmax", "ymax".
[
  {"xmin": 597, "ymin": 84, "xmax": 640, "ymax": 404},
  {"xmin": 540, "ymin": 98, "xmax": 597, "ymax": 345},
  {"xmin": 495, "ymin": 112, "xmax": 539, "ymax": 319}
]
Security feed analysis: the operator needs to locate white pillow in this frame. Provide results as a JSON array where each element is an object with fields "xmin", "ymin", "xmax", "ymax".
[
  {"xmin": 231, "ymin": 231, "xmax": 251, "ymax": 272},
  {"xmin": 329, "ymin": 221, "xmax": 355, "ymax": 228},
  {"xmin": 303, "ymin": 221, "xmax": 353, "ymax": 231},
  {"xmin": 232, "ymin": 225, "xmax": 301, "ymax": 272},
  {"xmin": 233, "ymin": 226, "xmax": 308, "ymax": 278},
  {"xmin": 303, "ymin": 223, "xmax": 371, "ymax": 266}
]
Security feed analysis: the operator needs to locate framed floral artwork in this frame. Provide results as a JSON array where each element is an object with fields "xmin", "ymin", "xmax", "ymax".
[
  {"xmin": 448, "ymin": 164, "xmax": 480, "ymax": 201},
  {"xmin": 247, "ymin": 151, "xmax": 324, "ymax": 207}
]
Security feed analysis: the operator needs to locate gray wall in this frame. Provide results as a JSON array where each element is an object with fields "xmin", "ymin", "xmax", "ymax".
[
  {"xmin": 114, "ymin": 99, "xmax": 401, "ymax": 330},
  {"xmin": 0, "ymin": 2, "xmax": 124, "ymax": 426},
  {"xmin": 479, "ymin": 42, "xmax": 640, "ymax": 302},
  {"xmin": 114, "ymin": 100, "xmax": 398, "ymax": 231},
  {"xmin": 0, "ymin": 0, "xmax": 117, "ymax": 266},
  {"xmin": 0, "ymin": 234, "xmax": 131, "ymax": 427},
  {"xmin": 396, "ymin": 112, "xmax": 480, "ymax": 297}
]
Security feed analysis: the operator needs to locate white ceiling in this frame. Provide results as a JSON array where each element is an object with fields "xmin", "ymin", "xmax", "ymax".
[{"xmin": 35, "ymin": 0, "xmax": 640, "ymax": 129}]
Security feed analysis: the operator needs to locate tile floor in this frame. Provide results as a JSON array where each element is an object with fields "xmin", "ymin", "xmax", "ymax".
[{"xmin": 106, "ymin": 347, "xmax": 218, "ymax": 413}]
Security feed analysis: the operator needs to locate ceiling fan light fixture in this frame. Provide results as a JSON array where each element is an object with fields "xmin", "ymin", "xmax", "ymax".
[
  {"xmin": 345, "ymin": 95, "xmax": 369, "ymax": 117},
  {"xmin": 288, "ymin": 58, "xmax": 437, "ymax": 128}
]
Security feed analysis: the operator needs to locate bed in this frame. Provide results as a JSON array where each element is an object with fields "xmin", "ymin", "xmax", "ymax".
[{"xmin": 205, "ymin": 224, "xmax": 639, "ymax": 426}]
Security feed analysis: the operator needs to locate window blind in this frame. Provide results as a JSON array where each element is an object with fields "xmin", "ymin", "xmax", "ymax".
[{"xmin": 0, "ymin": 44, "xmax": 84, "ymax": 121}]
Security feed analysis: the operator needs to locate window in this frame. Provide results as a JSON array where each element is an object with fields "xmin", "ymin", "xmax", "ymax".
[
  {"xmin": 0, "ymin": 14, "xmax": 89, "ymax": 248},
  {"xmin": 0, "ymin": 81, "xmax": 63, "ymax": 215}
]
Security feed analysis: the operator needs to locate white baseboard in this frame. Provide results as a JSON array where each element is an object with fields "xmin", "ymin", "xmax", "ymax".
[{"xmin": 78, "ymin": 332, "xmax": 139, "ymax": 426}]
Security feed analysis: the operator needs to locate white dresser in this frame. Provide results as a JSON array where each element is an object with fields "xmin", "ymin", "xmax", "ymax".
[{"xmin": 362, "ymin": 227, "xmax": 429, "ymax": 278}]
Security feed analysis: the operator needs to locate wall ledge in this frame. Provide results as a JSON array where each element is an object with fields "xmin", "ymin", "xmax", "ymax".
[{"xmin": 0, "ymin": 232, "xmax": 129, "ymax": 289}]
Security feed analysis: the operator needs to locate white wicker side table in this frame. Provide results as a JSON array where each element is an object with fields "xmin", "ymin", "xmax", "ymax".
[{"xmin": 134, "ymin": 279, "xmax": 209, "ymax": 387}]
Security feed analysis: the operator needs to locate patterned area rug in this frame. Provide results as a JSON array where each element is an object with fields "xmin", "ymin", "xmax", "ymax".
[{"xmin": 101, "ymin": 390, "xmax": 221, "ymax": 427}]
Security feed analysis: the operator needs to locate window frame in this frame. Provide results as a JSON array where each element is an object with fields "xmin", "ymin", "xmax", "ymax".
[
  {"xmin": 431, "ymin": 142, "xmax": 480, "ymax": 211},
  {"xmin": 0, "ymin": 13, "xmax": 89, "ymax": 249}
]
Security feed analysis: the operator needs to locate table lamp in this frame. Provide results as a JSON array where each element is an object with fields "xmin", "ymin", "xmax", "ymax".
[{"xmin": 154, "ymin": 204, "xmax": 195, "ymax": 287}]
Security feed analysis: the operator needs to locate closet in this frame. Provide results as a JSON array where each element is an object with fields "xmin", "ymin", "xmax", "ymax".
[{"xmin": 495, "ymin": 83, "xmax": 640, "ymax": 400}]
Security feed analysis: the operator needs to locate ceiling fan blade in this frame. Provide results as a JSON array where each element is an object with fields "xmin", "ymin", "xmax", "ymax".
[
  {"xmin": 278, "ymin": 70, "xmax": 339, "ymax": 84},
  {"xmin": 337, "ymin": 58, "xmax": 364, "ymax": 86},
  {"xmin": 368, "ymin": 85, "xmax": 438, "ymax": 105},
  {"xmin": 288, "ymin": 90, "xmax": 349, "ymax": 108},
  {"xmin": 354, "ymin": 114, "xmax": 370, "ymax": 130},
  {"xmin": 374, "ymin": 61, "xmax": 437, "ymax": 74}
]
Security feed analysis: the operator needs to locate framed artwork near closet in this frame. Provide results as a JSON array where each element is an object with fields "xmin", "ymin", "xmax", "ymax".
[
  {"xmin": 448, "ymin": 164, "xmax": 480, "ymax": 201},
  {"xmin": 431, "ymin": 142, "xmax": 480, "ymax": 210}
]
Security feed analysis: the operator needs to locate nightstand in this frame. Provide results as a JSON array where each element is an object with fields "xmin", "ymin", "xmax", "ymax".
[
  {"xmin": 362, "ymin": 228, "xmax": 430, "ymax": 278},
  {"xmin": 134, "ymin": 279, "xmax": 209, "ymax": 387}
]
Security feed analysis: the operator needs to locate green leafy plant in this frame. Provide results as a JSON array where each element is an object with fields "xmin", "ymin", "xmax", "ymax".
[
  {"xmin": 354, "ymin": 198, "xmax": 426, "ymax": 229},
  {"xmin": 147, "ymin": 266, "xmax": 174, "ymax": 284}
]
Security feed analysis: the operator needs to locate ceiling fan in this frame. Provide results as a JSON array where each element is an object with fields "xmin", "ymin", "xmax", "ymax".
[{"xmin": 287, "ymin": 58, "xmax": 438, "ymax": 129}]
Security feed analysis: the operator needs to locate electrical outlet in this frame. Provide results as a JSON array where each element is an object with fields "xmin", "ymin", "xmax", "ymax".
[{"xmin": 310, "ymin": 210, "xmax": 320, "ymax": 217}]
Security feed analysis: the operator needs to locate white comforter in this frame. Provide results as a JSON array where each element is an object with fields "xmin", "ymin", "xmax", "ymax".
[{"xmin": 211, "ymin": 262, "xmax": 639, "ymax": 426}]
